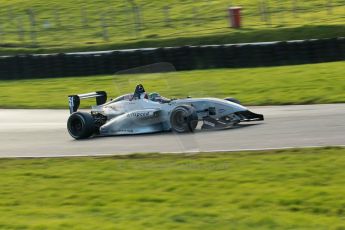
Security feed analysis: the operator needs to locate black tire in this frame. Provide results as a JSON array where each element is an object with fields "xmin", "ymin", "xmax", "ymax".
[
  {"xmin": 170, "ymin": 105, "xmax": 198, "ymax": 133},
  {"xmin": 224, "ymin": 97, "xmax": 241, "ymax": 105},
  {"xmin": 67, "ymin": 112, "xmax": 95, "ymax": 139}
]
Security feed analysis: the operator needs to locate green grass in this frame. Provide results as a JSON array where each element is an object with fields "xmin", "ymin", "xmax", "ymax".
[
  {"xmin": 0, "ymin": 147, "xmax": 345, "ymax": 229},
  {"xmin": 0, "ymin": 61, "xmax": 344, "ymax": 108},
  {"xmin": 0, "ymin": 0, "xmax": 344, "ymax": 54},
  {"xmin": 1, "ymin": 25, "xmax": 345, "ymax": 55}
]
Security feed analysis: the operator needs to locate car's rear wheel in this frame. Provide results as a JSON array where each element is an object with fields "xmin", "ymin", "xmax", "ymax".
[
  {"xmin": 170, "ymin": 105, "xmax": 198, "ymax": 133},
  {"xmin": 67, "ymin": 112, "xmax": 95, "ymax": 139}
]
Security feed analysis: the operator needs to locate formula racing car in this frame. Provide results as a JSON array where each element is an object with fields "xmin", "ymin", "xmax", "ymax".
[{"xmin": 67, "ymin": 84, "xmax": 264, "ymax": 139}]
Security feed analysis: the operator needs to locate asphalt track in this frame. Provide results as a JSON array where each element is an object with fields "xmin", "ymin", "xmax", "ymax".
[{"xmin": 0, "ymin": 104, "xmax": 344, "ymax": 158}]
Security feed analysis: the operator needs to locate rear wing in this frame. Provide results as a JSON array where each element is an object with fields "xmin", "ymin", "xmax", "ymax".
[{"xmin": 68, "ymin": 91, "xmax": 107, "ymax": 114}]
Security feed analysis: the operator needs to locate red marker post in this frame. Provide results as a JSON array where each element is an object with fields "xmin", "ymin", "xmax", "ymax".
[{"xmin": 228, "ymin": 7, "xmax": 242, "ymax": 28}]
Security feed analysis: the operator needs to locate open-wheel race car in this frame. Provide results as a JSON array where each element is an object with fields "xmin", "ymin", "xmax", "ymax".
[{"xmin": 67, "ymin": 84, "xmax": 264, "ymax": 139}]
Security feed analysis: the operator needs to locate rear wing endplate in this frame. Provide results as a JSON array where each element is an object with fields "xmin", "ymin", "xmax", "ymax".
[{"xmin": 68, "ymin": 91, "xmax": 107, "ymax": 114}]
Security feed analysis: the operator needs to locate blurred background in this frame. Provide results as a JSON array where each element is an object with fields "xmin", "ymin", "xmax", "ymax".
[{"xmin": 0, "ymin": 0, "xmax": 343, "ymax": 53}]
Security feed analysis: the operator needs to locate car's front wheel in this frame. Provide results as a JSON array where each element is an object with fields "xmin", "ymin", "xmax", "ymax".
[
  {"xmin": 170, "ymin": 105, "xmax": 198, "ymax": 133},
  {"xmin": 67, "ymin": 112, "xmax": 95, "ymax": 139}
]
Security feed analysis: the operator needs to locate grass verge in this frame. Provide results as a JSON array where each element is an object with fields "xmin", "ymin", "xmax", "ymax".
[
  {"xmin": 2, "ymin": 25, "xmax": 345, "ymax": 55},
  {"xmin": 0, "ymin": 0, "xmax": 344, "ymax": 54},
  {"xmin": 0, "ymin": 147, "xmax": 345, "ymax": 229},
  {"xmin": 0, "ymin": 61, "xmax": 344, "ymax": 108}
]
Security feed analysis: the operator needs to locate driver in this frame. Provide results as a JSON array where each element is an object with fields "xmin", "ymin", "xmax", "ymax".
[{"xmin": 133, "ymin": 84, "xmax": 148, "ymax": 99}]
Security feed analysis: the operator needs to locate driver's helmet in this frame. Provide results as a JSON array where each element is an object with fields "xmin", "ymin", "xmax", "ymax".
[
  {"xmin": 133, "ymin": 84, "xmax": 147, "ymax": 99},
  {"xmin": 134, "ymin": 84, "xmax": 145, "ymax": 94},
  {"xmin": 149, "ymin": 92, "xmax": 162, "ymax": 102}
]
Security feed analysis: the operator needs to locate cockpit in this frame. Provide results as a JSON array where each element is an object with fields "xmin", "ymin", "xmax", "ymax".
[{"xmin": 111, "ymin": 84, "xmax": 171, "ymax": 103}]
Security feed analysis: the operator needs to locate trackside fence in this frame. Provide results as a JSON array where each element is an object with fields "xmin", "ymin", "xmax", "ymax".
[
  {"xmin": 0, "ymin": 1, "xmax": 344, "ymax": 46},
  {"xmin": 0, "ymin": 37, "xmax": 344, "ymax": 80}
]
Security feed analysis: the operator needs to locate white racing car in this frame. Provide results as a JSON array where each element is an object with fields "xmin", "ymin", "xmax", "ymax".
[{"xmin": 67, "ymin": 84, "xmax": 264, "ymax": 139}]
